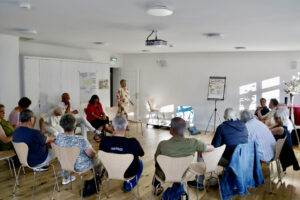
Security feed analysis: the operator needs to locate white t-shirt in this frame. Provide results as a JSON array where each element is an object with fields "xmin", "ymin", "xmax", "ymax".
[{"xmin": 43, "ymin": 111, "xmax": 61, "ymax": 127}]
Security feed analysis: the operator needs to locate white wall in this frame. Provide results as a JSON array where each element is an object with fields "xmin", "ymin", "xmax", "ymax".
[
  {"xmin": 123, "ymin": 51, "xmax": 300, "ymax": 130},
  {"xmin": 20, "ymin": 41, "xmax": 123, "ymax": 67},
  {"xmin": 0, "ymin": 34, "xmax": 20, "ymax": 118}
]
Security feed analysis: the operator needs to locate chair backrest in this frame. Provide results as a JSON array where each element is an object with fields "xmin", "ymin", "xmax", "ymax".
[
  {"xmin": 148, "ymin": 98, "xmax": 156, "ymax": 111},
  {"xmin": 274, "ymin": 137, "xmax": 286, "ymax": 160},
  {"xmin": 157, "ymin": 155, "xmax": 194, "ymax": 183},
  {"xmin": 105, "ymin": 107, "xmax": 118, "ymax": 122},
  {"xmin": 202, "ymin": 145, "xmax": 226, "ymax": 173},
  {"xmin": 51, "ymin": 143, "xmax": 80, "ymax": 172},
  {"xmin": 127, "ymin": 105, "xmax": 136, "ymax": 121},
  {"xmin": 12, "ymin": 142, "xmax": 30, "ymax": 167},
  {"xmin": 98, "ymin": 150, "xmax": 134, "ymax": 180}
]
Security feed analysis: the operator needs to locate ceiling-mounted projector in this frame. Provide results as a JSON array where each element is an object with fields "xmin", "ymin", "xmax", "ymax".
[{"xmin": 145, "ymin": 30, "xmax": 168, "ymax": 47}]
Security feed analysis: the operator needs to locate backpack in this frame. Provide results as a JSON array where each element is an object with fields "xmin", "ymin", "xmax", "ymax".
[{"xmin": 162, "ymin": 183, "xmax": 189, "ymax": 200}]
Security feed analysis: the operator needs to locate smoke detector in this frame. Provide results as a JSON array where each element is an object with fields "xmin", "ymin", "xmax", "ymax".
[{"xmin": 145, "ymin": 30, "xmax": 168, "ymax": 47}]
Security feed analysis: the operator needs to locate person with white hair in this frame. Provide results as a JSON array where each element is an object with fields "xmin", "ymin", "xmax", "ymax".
[
  {"xmin": 39, "ymin": 106, "xmax": 65, "ymax": 136},
  {"xmin": 240, "ymin": 110, "xmax": 276, "ymax": 162},
  {"xmin": 271, "ymin": 108, "xmax": 300, "ymax": 171},
  {"xmin": 99, "ymin": 116, "xmax": 144, "ymax": 192},
  {"xmin": 211, "ymin": 108, "xmax": 248, "ymax": 166},
  {"xmin": 153, "ymin": 117, "xmax": 214, "ymax": 193}
]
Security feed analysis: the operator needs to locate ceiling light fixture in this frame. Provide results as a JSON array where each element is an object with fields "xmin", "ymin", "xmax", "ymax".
[
  {"xmin": 141, "ymin": 50, "xmax": 150, "ymax": 52},
  {"xmin": 203, "ymin": 33, "xmax": 224, "ymax": 38},
  {"xmin": 19, "ymin": 29, "xmax": 37, "ymax": 35},
  {"xmin": 93, "ymin": 42, "xmax": 108, "ymax": 46},
  {"xmin": 19, "ymin": 2, "xmax": 31, "ymax": 9},
  {"xmin": 234, "ymin": 46, "xmax": 246, "ymax": 50},
  {"xmin": 147, "ymin": 4, "xmax": 173, "ymax": 16}
]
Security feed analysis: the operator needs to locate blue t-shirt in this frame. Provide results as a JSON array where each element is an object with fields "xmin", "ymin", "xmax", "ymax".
[{"xmin": 13, "ymin": 127, "xmax": 48, "ymax": 167}]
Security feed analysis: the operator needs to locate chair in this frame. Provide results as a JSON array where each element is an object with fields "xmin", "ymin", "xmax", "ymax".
[
  {"xmin": 0, "ymin": 150, "xmax": 18, "ymax": 182},
  {"xmin": 189, "ymin": 145, "xmax": 226, "ymax": 200},
  {"xmin": 51, "ymin": 143, "xmax": 98, "ymax": 200},
  {"xmin": 147, "ymin": 98, "xmax": 165, "ymax": 126},
  {"xmin": 152, "ymin": 155, "xmax": 194, "ymax": 199},
  {"xmin": 261, "ymin": 137, "xmax": 286, "ymax": 193},
  {"xmin": 98, "ymin": 150, "xmax": 138, "ymax": 200},
  {"xmin": 105, "ymin": 106, "xmax": 118, "ymax": 123},
  {"xmin": 12, "ymin": 142, "xmax": 59, "ymax": 200},
  {"xmin": 127, "ymin": 105, "xmax": 143, "ymax": 136}
]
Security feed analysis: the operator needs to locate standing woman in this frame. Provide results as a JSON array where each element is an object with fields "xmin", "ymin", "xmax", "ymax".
[
  {"xmin": 0, "ymin": 104, "xmax": 14, "ymax": 151},
  {"xmin": 116, "ymin": 79, "xmax": 134, "ymax": 118},
  {"xmin": 86, "ymin": 95, "xmax": 109, "ymax": 134}
]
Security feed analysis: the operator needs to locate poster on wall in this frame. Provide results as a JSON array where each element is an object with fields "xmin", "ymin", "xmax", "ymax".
[
  {"xmin": 79, "ymin": 72, "xmax": 97, "ymax": 102},
  {"xmin": 99, "ymin": 79, "xmax": 109, "ymax": 89},
  {"xmin": 207, "ymin": 76, "xmax": 226, "ymax": 100}
]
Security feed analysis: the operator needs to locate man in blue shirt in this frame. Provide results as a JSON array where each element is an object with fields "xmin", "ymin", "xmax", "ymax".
[
  {"xmin": 254, "ymin": 98, "xmax": 270, "ymax": 117},
  {"xmin": 13, "ymin": 109, "xmax": 56, "ymax": 170}
]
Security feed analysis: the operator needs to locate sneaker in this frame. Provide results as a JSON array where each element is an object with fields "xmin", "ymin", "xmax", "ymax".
[
  {"xmin": 62, "ymin": 176, "xmax": 76, "ymax": 185},
  {"xmin": 154, "ymin": 186, "xmax": 164, "ymax": 196},
  {"xmin": 34, "ymin": 166, "xmax": 49, "ymax": 172},
  {"xmin": 187, "ymin": 180, "xmax": 204, "ymax": 190},
  {"xmin": 94, "ymin": 130, "xmax": 101, "ymax": 135}
]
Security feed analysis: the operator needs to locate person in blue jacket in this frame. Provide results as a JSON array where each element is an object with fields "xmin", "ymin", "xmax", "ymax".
[{"xmin": 211, "ymin": 108, "xmax": 248, "ymax": 166}]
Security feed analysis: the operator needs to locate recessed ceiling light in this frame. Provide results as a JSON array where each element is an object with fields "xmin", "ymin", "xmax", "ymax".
[
  {"xmin": 147, "ymin": 5, "xmax": 173, "ymax": 16},
  {"xmin": 19, "ymin": 2, "xmax": 31, "ymax": 9},
  {"xmin": 234, "ymin": 46, "xmax": 246, "ymax": 50},
  {"xmin": 19, "ymin": 29, "xmax": 37, "ymax": 35},
  {"xmin": 203, "ymin": 33, "xmax": 224, "ymax": 38},
  {"xmin": 93, "ymin": 42, "xmax": 108, "ymax": 46},
  {"xmin": 141, "ymin": 50, "xmax": 150, "ymax": 52}
]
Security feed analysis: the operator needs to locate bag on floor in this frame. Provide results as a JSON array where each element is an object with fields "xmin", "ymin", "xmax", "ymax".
[
  {"xmin": 162, "ymin": 183, "xmax": 188, "ymax": 200},
  {"xmin": 188, "ymin": 126, "xmax": 201, "ymax": 135}
]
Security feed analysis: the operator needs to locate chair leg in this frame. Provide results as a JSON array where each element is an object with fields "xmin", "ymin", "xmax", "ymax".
[
  {"xmin": 51, "ymin": 164, "xmax": 60, "ymax": 200},
  {"xmin": 7, "ymin": 158, "xmax": 13, "ymax": 177},
  {"xmin": 22, "ymin": 166, "xmax": 26, "ymax": 174},
  {"xmin": 106, "ymin": 179, "xmax": 110, "ymax": 198},
  {"xmin": 13, "ymin": 166, "xmax": 22, "ymax": 195},
  {"xmin": 136, "ymin": 176, "xmax": 140, "ymax": 199},
  {"xmin": 98, "ymin": 179, "xmax": 107, "ymax": 200},
  {"xmin": 184, "ymin": 182, "xmax": 189, "ymax": 199},
  {"xmin": 92, "ymin": 167, "xmax": 99, "ymax": 193},
  {"xmin": 217, "ymin": 176, "xmax": 222, "ymax": 200},
  {"xmin": 80, "ymin": 175, "xmax": 83, "ymax": 200},
  {"xmin": 10, "ymin": 158, "xmax": 18, "ymax": 185},
  {"xmin": 32, "ymin": 171, "xmax": 37, "ymax": 200},
  {"xmin": 39, "ymin": 171, "xmax": 42, "ymax": 184},
  {"xmin": 196, "ymin": 179, "xmax": 199, "ymax": 200},
  {"xmin": 70, "ymin": 172, "xmax": 72, "ymax": 190},
  {"xmin": 276, "ymin": 160, "xmax": 282, "ymax": 183},
  {"xmin": 128, "ymin": 181, "xmax": 134, "ymax": 200},
  {"xmin": 268, "ymin": 163, "xmax": 272, "ymax": 194}
]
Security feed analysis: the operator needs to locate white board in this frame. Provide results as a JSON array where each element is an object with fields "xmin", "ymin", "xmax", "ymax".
[{"xmin": 207, "ymin": 76, "xmax": 226, "ymax": 100}]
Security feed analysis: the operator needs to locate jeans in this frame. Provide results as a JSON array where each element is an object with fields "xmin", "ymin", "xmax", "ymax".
[
  {"xmin": 124, "ymin": 160, "xmax": 143, "ymax": 190},
  {"xmin": 39, "ymin": 149, "xmax": 56, "ymax": 166}
]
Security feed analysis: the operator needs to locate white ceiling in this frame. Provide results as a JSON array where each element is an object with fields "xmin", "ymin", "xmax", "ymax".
[{"xmin": 1, "ymin": 0, "xmax": 300, "ymax": 53}]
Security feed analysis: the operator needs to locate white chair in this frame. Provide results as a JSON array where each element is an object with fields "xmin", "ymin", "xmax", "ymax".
[
  {"xmin": 51, "ymin": 143, "xmax": 98, "ymax": 200},
  {"xmin": 127, "ymin": 105, "xmax": 143, "ymax": 136},
  {"xmin": 152, "ymin": 155, "xmax": 194, "ymax": 199},
  {"xmin": 105, "ymin": 106, "xmax": 118, "ymax": 123},
  {"xmin": 189, "ymin": 145, "xmax": 226, "ymax": 200},
  {"xmin": 147, "ymin": 98, "xmax": 165, "ymax": 126},
  {"xmin": 12, "ymin": 142, "xmax": 60, "ymax": 200},
  {"xmin": 98, "ymin": 150, "xmax": 139, "ymax": 200},
  {"xmin": 261, "ymin": 137, "xmax": 286, "ymax": 193},
  {"xmin": 0, "ymin": 150, "xmax": 18, "ymax": 182}
]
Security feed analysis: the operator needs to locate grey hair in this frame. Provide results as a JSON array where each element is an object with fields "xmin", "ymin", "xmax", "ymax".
[
  {"xmin": 240, "ymin": 110, "xmax": 253, "ymax": 123},
  {"xmin": 224, "ymin": 108, "xmax": 237, "ymax": 121},
  {"xmin": 19, "ymin": 109, "xmax": 34, "ymax": 123},
  {"xmin": 274, "ymin": 108, "xmax": 289, "ymax": 126},
  {"xmin": 112, "ymin": 115, "xmax": 128, "ymax": 131},
  {"xmin": 170, "ymin": 117, "xmax": 186, "ymax": 136},
  {"xmin": 60, "ymin": 114, "xmax": 76, "ymax": 132}
]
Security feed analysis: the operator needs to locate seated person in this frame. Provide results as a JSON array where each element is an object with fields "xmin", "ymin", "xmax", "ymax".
[
  {"xmin": 271, "ymin": 108, "xmax": 299, "ymax": 171},
  {"xmin": 257, "ymin": 98, "xmax": 278, "ymax": 126},
  {"xmin": 9, "ymin": 97, "xmax": 32, "ymax": 129},
  {"xmin": 240, "ymin": 110, "xmax": 276, "ymax": 162},
  {"xmin": 0, "ymin": 104, "xmax": 14, "ymax": 151},
  {"xmin": 154, "ymin": 117, "xmax": 214, "ymax": 194},
  {"xmin": 275, "ymin": 104, "xmax": 294, "ymax": 133},
  {"xmin": 99, "ymin": 116, "xmax": 144, "ymax": 192},
  {"xmin": 12, "ymin": 109, "xmax": 56, "ymax": 171},
  {"xmin": 86, "ymin": 95, "xmax": 110, "ymax": 134},
  {"xmin": 212, "ymin": 108, "xmax": 248, "ymax": 166},
  {"xmin": 39, "ymin": 106, "xmax": 65, "ymax": 136},
  {"xmin": 59, "ymin": 93, "xmax": 101, "ymax": 139},
  {"xmin": 254, "ymin": 98, "xmax": 269, "ymax": 117},
  {"xmin": 55, "ymin": 114, "xmax": 101, "ymax": 185}
]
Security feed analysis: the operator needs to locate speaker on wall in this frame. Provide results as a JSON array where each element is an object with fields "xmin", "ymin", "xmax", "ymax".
[{"xmin": 291, "ymin": 61, "xmax": 299, "ymax": 70}]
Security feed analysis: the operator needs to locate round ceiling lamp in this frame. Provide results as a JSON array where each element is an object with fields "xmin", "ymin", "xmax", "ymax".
[{"xmin": 147, "ymin": 5, "xmax": 173, "ymax": 16}]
